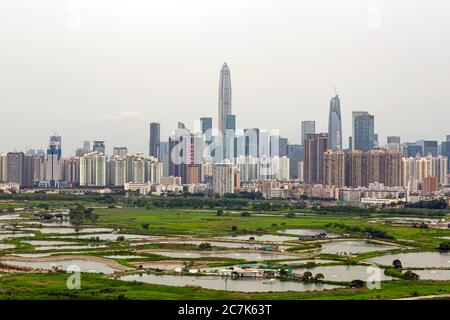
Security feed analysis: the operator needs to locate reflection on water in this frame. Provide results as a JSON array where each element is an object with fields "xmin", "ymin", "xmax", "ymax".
[
  {"xmin": 53, "ymin": 233, "xmax": 157, "ymax": 241},
  {"xmin": 319, "ymin": 241, "xmax": 398, "ymax": 254},
  {"xmin": 157, "ymin": 240, "xmax": 291, "ymax": 250},
  {"xmin": 1, "ymin": 259, "xmax": 117, "ymax": 274},
  {"xmin": 277, "ymin": 229, "xmax": 339, "ymax": 238},
  {"xmin": 217, "ymin": 235, "xmax": 298, "ymax": 242},
  {"xmin": 0, "ymin": 243, "xmax": 15, "ymax": 250},
  {"xmin": 119, "ymin": 273, "xmax": 341, "ymax": 292},
  {"xmin": 367, "ymin": 252, "xmax": 450, "ymax": 268},
  {"xmin": 293, "ymin": 265, "xmax": 393, "ymax": 281},
  {"xmin": 409, "ymin": 269, "xmax": 450, "ymax": 280},
  {"xmin": 0, "ymin": 233, "xmax": 35, "ymax": 240},
  {"xmin": 23, "ymin": 227, "xmax": 113, "ymax": 234},
  {"xmin": 146, "ymin": 250, "xmax": 300, "ymax": 261}
]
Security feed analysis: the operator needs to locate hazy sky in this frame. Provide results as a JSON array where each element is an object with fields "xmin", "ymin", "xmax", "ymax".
[{"xmin": 1, "ymin": 0, "xmax": 449, "ymax": 155}]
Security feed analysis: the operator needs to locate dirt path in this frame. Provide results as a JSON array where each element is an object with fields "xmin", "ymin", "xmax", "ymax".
[{"xmin": 394, "ymin": 294, "xmax": 450, "ymax": 300}]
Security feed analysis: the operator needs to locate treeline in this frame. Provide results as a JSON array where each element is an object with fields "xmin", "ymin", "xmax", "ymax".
[
  {"xmin": 405, "ymin": 199, "xmax": 448, "ymax": 210},
  {"xmin": 144, "ymin": 197, "xmax": 306, "ymax": 211},
  {"xmin": 325, "ymin": 222, "xmax": 394, "ymax": 240},
  {"xmin": 312, "ymin": 205, "xmax": 447, "ymax": 217},
  {"xmin": 0, "ymin": 192, "xmax": 122, "ymax": 204}
]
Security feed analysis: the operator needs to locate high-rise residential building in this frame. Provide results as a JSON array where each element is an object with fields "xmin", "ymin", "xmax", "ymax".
[
  {"xmin": 7, "ymin": 152, "xmax": 24, "ymax": 185},
  {"xmin": 301, "ymin": 121, "xmax": 315, "ymax": 145},
  {"xmin": 402, "ymin": 154, "xmax": 448, "ymax": 187},
  {"xmin": 113, "ymin": 147, "xmax": 128, "ymax": 157},
  {"xmin": 92, "ymin": 141, "xmax": 106, "ymax": 155},
  {"xmin": 200, "ymin": 117, "xmax": 213, "ymax": 143},
  {"xmin": 304, "ymin": 133, "xmax": 328, "ymax": 184},
  {"xmin": 218, "ymin": 62, "xmax": 232, "ymax": 135},
  {"xmin": 345, "ymin": 150, "xmax": 364, "ymax": 187},
  {"xmin": 323, "ymin": 150, "xmax": 345, "ymax": 187},
  {"xmin": 0, "ymin": 153, "xmax": 7, "ymax": 182},
  {"xmin": 22, "ymin": 155, "xmax": 34, "ymax": 187},
  {"xmin": 328, "ymin": 95, "xmax": 342, "ymax": 150},
  {"xmin": 345, "ymin": 150, "xmax": 402, "ymax": 188},
  {"xmin": 149, "ymin": 122, "xmax": 161, "ymax": 159},
  {"xmin": 79, "ymin": 152, "xmax": 106, "ymax": 186},
  {"xmin": 213, "ymin": 161, "xmax": 235, "ymax": 196},
  {"xmin": 352, "ymin": 111, "xmax": 375, "ymax": 151},
  {"xmin": 287, "ymin": 144, "xmax": 303, "ymax": 179},
  {"xmin": 45, "ymin": 135, "xmax": 62, "ymax": 188},
  {"xmin": 186, "ymin": 164, "xmax": 201, "ymax": 185},
  {"xmin": 423, "ymin": 176, "xmax": 439, "ymax": 193},
  {"xmin": 62, "ymin": 157, "xmax": 80, "ymax": 186}
]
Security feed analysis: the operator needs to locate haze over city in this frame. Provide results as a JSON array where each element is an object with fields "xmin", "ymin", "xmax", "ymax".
[{"xmin": 1, "ymin": 0, "xmax": 450, "ymax": 155}]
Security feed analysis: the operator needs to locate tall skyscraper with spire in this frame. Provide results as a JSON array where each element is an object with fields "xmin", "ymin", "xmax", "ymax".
[
  {"xmin": 328, "ymin": 94, "xmax": 343, "ymax": 150},
  {"xmin": 218, "ymin": 62, "xmax": 232, "ymax": 135}
]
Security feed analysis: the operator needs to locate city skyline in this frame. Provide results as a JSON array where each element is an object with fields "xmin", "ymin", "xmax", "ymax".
[{"xmin": 1, "ymin": 1, "xmax": 450, "ymax": 155}]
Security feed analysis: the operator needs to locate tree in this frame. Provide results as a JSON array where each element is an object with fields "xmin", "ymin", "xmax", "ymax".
[
  {"xmin": 392, "ymin": 259, "xmax": 403, "ymax": 270},
  {"xmin": 69, "ymin": 209, "xmax": 85, "ymax": 235},
  {"xmin": 240, "ymin": 211, "xmax": 252, "ymax": 217},
  {"xmin": 403, "ymin": 270, "xmax": 419, "ymax": 280},
  {"xmin": 69, "ymin": 205, "xmax": 97, "ymax": 235},
  {"xmin": 313, "ymin": 273, "xmax": 324, "ymax": 281},
  {"xmin": 198, "ymin": 242, "xmax": 212, "ymax": 250},
  {"xmin": 216, "ymin": 210, "xmax": 224, "ymax": 216},
  {"xmin": 438, "ymin": 241, "xmax": 450, "ymax": 251},
  {"xmin": 141, "ymin": 223, "xmax": 150, "ymax": 229},
  {"xmin": 350, "ymin": 280, "xmax": 366, "ymax": 288},
  {"xmin": 301, "ymin": 271, "xmax": 313, "ymax": 282},
  {"xmin": 231, "ymin": 225, "xmax": 238, "ymax": 232}
]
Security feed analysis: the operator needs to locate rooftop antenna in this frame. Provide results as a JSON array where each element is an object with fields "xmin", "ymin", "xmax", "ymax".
[{"xmin": 332, "ymin": 86, "xmax": 338, "ymax": 96}]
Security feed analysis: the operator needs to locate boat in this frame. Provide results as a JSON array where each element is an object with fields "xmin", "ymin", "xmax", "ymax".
[{"xmin": 262, "ymin": 278, "xmax": 276, "ymax": 284}]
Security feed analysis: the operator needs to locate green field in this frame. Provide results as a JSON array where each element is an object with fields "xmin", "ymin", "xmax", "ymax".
[
  {"xmin": 1, "ymin": 272, "xmax": 449, "ymax": 300},
  {"xmin": 1, "ymin": 196, "xmax": 450, "ymax": 300}
]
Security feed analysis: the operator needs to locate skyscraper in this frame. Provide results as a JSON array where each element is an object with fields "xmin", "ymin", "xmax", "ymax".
[
  {"xmin": 304, "ymin": 133, "xmax": 328, "ymax": 184},
  {"xmin": 83, "ymin": 140, "xmax": 90, "ymax": 153},
  {"xmin": 7, "ymin": 152, "xmax": 24, "ymax": 185},
  {"xmin": 200, "ymin": 117, "xmax": 213, "ymax": 141},
  {"xmin": 93, "ymin": 141, "xmax": 106, "ymax": 155},
  {"xmin": 45, "ymin": 135, "xmax": 62, "ymax": 188},
  {"xmin": 301, "ymin": 121, "xmax": 315, "ymax": 145},
  {"xmin": 441, "ymin": 139, "xmax": 450, "ymax": 173},
  {"xmin": 278, "ymin": 137, "xmax": 288, "ymax": 157},
  {"xmin": 287, "ymin": 144, "xmax": 303, "ymax": 179},
  {"xmin": 352, "ymin": 111, "xmax": 375, "ymax": 151},
  {"xmin": 149, "ymin": 122, "xmax": 161, "ymax": 159},
  {"xmin": 328, "ymin": 95, "xmax": 342, "ymax": 150},
  {"xmin": 422, "ymin": 140, "xmax": 438, "ymax": 157},
  {"xmin": 218, "ymin": 63, "xmax": 232, "ymax": 135},
  {"xmin": 224, "ymin": 114, "xmax": 236, "ymax": 160}
]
